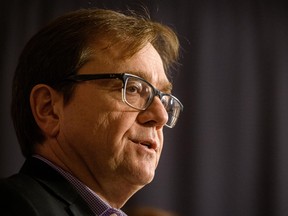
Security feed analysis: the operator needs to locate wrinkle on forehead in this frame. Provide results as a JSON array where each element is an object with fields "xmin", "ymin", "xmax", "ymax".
[{"xmin": 125, "ymin": 43, "xmax": 172, "ymax": 92}]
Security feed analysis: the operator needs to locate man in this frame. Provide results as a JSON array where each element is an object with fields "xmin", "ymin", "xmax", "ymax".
[{"xmin": 0, "ymin": 8, "xmax": 183, "ymax": 215}]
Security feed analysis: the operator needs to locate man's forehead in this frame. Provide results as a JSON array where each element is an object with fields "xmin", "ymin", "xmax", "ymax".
[{"xmin": 84, "ymin": 41, "xmax": 172, "ymax": 91}]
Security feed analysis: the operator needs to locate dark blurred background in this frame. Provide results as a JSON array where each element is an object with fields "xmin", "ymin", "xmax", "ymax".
[{"xmin": 1, "ymin": 0, "xmax": 288, "ymax": 215}]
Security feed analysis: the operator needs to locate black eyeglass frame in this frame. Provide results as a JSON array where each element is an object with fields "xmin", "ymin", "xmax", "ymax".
[{"xmin": 63, "ymin": 73, "xmax": 183, "ymax": 128}]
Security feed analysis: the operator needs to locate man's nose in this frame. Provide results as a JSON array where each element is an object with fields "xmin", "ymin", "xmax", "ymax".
[{"xmin": 136, "ymin": 96, "xmax": 168, "ymax": 129}]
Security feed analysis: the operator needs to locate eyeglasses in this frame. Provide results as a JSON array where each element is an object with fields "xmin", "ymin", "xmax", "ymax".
[{"xmin": 63, "ymin": 73, "xmax": 183, "ymax": 128}]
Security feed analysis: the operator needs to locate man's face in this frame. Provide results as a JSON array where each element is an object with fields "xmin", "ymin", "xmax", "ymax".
[{"xmin": 56, "ymin": 42, "xmax": 170, "ymax": 190}]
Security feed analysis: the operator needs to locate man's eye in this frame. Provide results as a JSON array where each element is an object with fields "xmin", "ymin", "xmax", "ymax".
[{"xmin": 126, "ymin": 82, "xmax": 142, "ymax": 94}]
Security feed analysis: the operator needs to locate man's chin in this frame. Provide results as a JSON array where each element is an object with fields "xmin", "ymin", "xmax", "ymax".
[{"xmin": 136, "ymin": 170, "xmax": 155, "ymax": 186}]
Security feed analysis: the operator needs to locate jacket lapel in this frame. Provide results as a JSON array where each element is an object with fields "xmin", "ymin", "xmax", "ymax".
[{"xmin": 20, "ymin": 157, "xmax": 94, "ymax": 216}]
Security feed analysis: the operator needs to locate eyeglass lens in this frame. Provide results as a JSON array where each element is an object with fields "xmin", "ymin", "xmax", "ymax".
[{"xmin": 124, "ymin": 76, "xmax": 182, "ymax": 127}]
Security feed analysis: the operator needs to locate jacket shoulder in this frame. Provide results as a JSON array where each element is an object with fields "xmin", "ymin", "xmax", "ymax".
[{"xmin": 0, "ymin": 174, "xmax": 70, "ymax": 216}]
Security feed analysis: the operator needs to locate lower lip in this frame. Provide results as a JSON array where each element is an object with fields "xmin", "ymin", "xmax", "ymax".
[{"xmin": 134, "ymin": 142, "xmax": 156, "ymax": 153}]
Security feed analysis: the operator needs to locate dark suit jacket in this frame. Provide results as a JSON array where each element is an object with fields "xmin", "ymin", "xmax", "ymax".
[{"xmin": 0, "ymin": 157, "xmax": 94, "ymax": 215}]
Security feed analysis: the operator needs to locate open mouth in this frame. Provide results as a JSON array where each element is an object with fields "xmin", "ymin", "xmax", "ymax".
[
  {"xmin": 131, "ymin": 139, "xmax": 155, "ymax": 150},
  {"xmin": 139, "ymin": 142, "xmax": 152, "ymax": 149}
]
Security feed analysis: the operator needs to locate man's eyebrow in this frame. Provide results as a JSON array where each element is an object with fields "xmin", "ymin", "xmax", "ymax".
[{"xmin": 128, "ymin": 71, "xmax": 151, "ymax": 81}]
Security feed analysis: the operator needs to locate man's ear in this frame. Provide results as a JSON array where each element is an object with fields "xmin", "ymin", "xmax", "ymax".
[{"xmin": 30, "ymin": 84, "xmax": 62, "ymax": 138}]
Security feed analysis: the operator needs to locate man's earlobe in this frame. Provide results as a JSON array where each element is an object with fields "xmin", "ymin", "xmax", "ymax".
[{"xmin": 30, "ymin": 84, "xmax": 62, "ymax": 138}]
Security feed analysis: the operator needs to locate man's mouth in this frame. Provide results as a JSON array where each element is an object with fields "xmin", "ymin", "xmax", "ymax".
[
  {"xmin": 130, "ymin": 139, "xmax": 157, "ymax": 151},
  {"xmin": 139, "ymin": 142, "xmax": 152, "ymax": 149}
]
